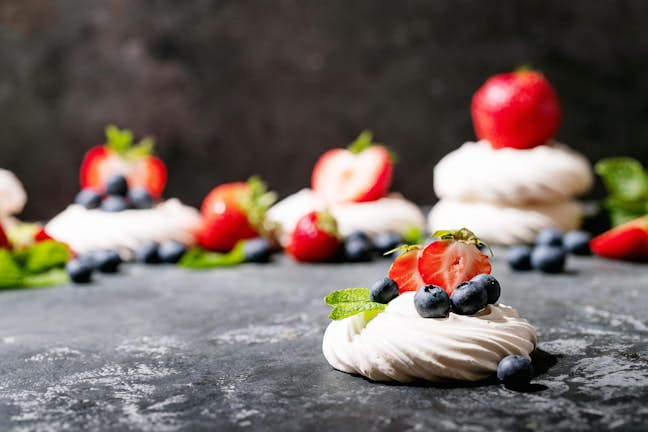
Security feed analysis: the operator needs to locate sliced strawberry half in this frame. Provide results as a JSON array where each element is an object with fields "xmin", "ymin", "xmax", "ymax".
[
  {"xmin": 80, "ymin": 125, "xmax": 167, "ymax": 198},
  {"xmin": 418, "ymin": 228, "xmax": 492, "ymax": 295},
  {"xmin": 311, "ymin": 130, "xmax": 393, "ymax": 205},
  {"xmin": 590, "ymin": 216, "xmax": 648, "ymax": 262},
  {"xmin": 388, "ymin": 246, "xmax": 424, "ymax": 293}
]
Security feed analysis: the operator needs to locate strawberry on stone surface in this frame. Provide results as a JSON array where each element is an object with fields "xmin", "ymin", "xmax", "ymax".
[
  {"xmin": 286, "ymin": 211, "xmax": 341, "ymax": 262},
  {"xmin": 311, "ymin": 131, "xmax": 393, "ymax": 205},
  {"xmin": 590, "ymin": 216, "xmax": 648, "ymax": 262}
]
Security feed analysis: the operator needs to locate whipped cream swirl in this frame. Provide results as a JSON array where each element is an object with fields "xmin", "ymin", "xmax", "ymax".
[
  {"xmin": 434, "ymin": 140, "xmax": 593, "ymax": 205},
  {"xmin": 0, "ymin": 169, "xmax": 27, "ymax": 218},
  {"xmin": 322, "ymin": 292, "xmax": 537, "ymax": 383},
  {"xmin": 266, "ymin": 189, "xmax": 425, "ymax": 245},
  {"xmin": 46, "ymin": 199, "xmax": 202, "ymax": 256}
]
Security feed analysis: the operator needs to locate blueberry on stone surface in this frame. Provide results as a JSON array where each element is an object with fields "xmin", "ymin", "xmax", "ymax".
[
  {"xmin": 414, "ymin": 285, "xmax": 451, "ymax": 318},
  {"xmin": 344, "ymin": 236, "xmax": 372, "ymax": 262},
  {"xmin": 450, "ymin": 281, "xmax": 488, "ymax": 315},
  {"xmin": 93, "ymin": 249, "xmax": 122, "ymax": 273},
  {"xmin": 66, "ymin": 258, "xmax": 93, "ymax": 283},
  {"xmin": 128, "ymin": 187, "xmax": 154, "ymax": 210},
  {"xmin": 530, "ymin": 245, "xmax": 566, "ymax": 273},
  {"xmin": 74, "ymin": 189, "xmax": 102, "ymax": 209},
  {"xmin": 104, "ymin": 174, "xmax": 129, "ymax": 197},
  {"xmin": 497, "ymin": 355, "xmax": 534, "ymax": 387},
  {"xmin": 243, "ymin": 238, "xmax": 272, "ymax": 263},
  {"xmin": 535, "ymin": 228, "xmax": 564, "ymax": 247},
  {"xmin": 470, "ymin": 273, "xmax": 500, "ymax": 304},
  {"xmin": 506, "ymin": 245, "xmax": 532, "ymax": 271},
  {"xmin": 369, "ymin": 277, "xmax": 399, "ymax": 304},
  {"xmin": 157, "ymin": 241, "xmax": 187, "ymax": 263},
  {"xmin": 346, "ymin": 231, "xmax": 370, "ymax": 244},
  {"xmin": 135, "ymin": 241, "xmax": 160, "ymax": 264},
  {"xmin": 101, "ymin": 195, "xmax": 130, "ymax": 212},
  {"xmin": 562, "ymin": 230, "xmax": 591, "ymax": 255},
  {"xmin": 373, "ymin": 232, "xmax": 403, "ymax": 256}
]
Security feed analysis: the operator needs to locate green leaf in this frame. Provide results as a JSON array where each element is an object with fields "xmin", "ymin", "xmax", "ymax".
[
  {"xmin": 237, "ymin": 176, "xmax": 277, "ymax": 234},
  {"xmin": 329, "ymin": 301, "xmax": 386, "ymax": 320},
  {"xmin": 324, "ymin": 288, "xmax": 371, "ymax": 306},
  {"xmin": 596, "ymin": 158, "xmax": 648, "ymax": 202},
  {"xmin": 179, "ymin": 242, "xmax": 246, "ymax": 269},
  {"xmin": 105, "ymin": 124, "xmax": 134, "ymax": 153},
  {"xmin": 402, "ymin": 225, "xmax": 424, "ymax": 245},
  {"xmin": 347, "ymin": 130, "xmax": 373, "ymax": 154},
  {"xmin": 0, "ymin": 249, "xmax": 23, "ymax": 289},
  {"xmin": 431, "ymin": 227, "xmax": 492, "ymax": 255},
  {"xmin": 125, "ymin": 136, "xmax": 155, "ymax": 159},
  {"xmin": 22, "ymin": 240, "xmax": 71, "ymax": 274},
  {"xmin": 22, "ymin": 268, "xmax": 70, "ymax": 288}
]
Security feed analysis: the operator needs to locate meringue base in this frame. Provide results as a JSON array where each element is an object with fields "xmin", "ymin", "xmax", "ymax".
[
  {"xmin": 428, "ymin": 199, "xmax": 583, "ymax": 245},
  {"xmin": 322, "ymin": 292, "xmax": 537, "ymax": 383}
]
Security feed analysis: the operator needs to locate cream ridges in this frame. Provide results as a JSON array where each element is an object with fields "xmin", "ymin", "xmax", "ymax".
[
  {"xmin": 322, "ymin": 292, "xmax": 537, "ymax": 383},
  {"xmin": 266, "ymin": 189, "xmax": 425, "ymax": 245},
  {"xmin": 46, "ymin": 199, "xmax": 201, "ymax": 257},
  {"xmin": 429, "ymin": 140, "xmax": 594, "ymax": 244}
]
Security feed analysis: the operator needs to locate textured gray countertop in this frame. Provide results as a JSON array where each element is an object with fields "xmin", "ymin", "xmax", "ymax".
[{"xmin": 0, "ymin": 252, "xmax": 647, "ymax": 431}]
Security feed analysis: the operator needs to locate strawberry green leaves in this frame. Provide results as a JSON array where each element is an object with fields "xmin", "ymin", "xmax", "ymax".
[
  {"xmin": 347, "ymin": 130, "xmax": 374, "ymax": 154},
  {"xmin": 105, "ymin": 124, "xmax": 155, "ymax": 160},
  {"xmin": 432, "ymin": 228, "xmax": 492, "ymax": 256},
  {"xmin": 237, "ymin": 176, "xmax": 278, "ymax": 233},
  {"xmin": 325, "ymin": 287, "xmax": 386, "ymax": 320},
  {"xmin": 595, "ymin": 158, "xmax": 648, "ymax": 226}
]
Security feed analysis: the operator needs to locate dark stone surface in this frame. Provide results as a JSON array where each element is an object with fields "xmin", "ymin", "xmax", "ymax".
[
  {"xmin": 0, "ymin": 252, "xmax": 647, "ymax": 431},
  {"xmin": 1, "ymin": 1, "xmax": 648, "ymax": 219}
]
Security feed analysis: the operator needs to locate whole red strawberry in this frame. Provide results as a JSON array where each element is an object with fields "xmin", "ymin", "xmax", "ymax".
[
  {"xmin": 590, "ymin": 216, "xmax": 648, "ymax": 262},
  {"xmin": 389, "ymin": 228, "xmax": 491, "ymax": 295},
  {"xmin": 0, "ymin": 222, "xmax": 11, "ymax": 250},
  {"xmin": 471, "ymin": 69, "xmax": 561, "ymax": 150},
  {"xmin": 311, "ymin": 130, "xmax": 393, "ymax": 205},
  {"xmin": 286, "ymin": 211, "xmax": 341, "ymax": 262},
  {"xmin": 80, "ymin": 125, "xmax": 167, "ymax": 198},
  {"xmin": 197, "ymin": 177, "xmax": 276, "ymax": 252}
]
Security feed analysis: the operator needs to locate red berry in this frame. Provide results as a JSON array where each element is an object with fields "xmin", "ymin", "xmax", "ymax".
[
  {"xmin": 286, "ymin": 211, "xmax": 340, "ymax": 262},
  {"xmin": 590, "ymin": 217, "xmax": 648, "ymax": 262},
  {"xmin": 471, "ymin": 70, "xmax": 561, "ymax": 150},
  {"xmin": 33, "ymin": 227, "xmax": 52, "ymax": 242},
  {"xmin": 201, "ymin": 182, "xmax": 249, "ymax": 218},
  {"xmin": 311, "ymin": 133, "xmax": 393, "ymax": 204},
  {"xmin": 418, "ymin": 240, "xmax": 491, "ymax": 295},
  {"xmin": 0, "ymin": 222, "xmax": 10, "ymax": 250},
  {"xmin": 387, "ymin": 247, "xmax": 425, "ymax": 293}
]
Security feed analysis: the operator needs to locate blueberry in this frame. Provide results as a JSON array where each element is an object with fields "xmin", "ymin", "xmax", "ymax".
[
  {"xmin": 104, "ymin": 174, "xmax": 129, "ymax": 196},
  {"xmin": 66, "ymin": 258, "xmax": 93, "ymax": 283},
  {"xmin": 369, "ymin": 277, "xmax": 399, "ymax": 304},
  {"xmin": 470, "ymin": 273, "xmax": 500, "ymax": 304},
  {"xmin": 497, "ymin": 355, "xmax": 534, "ymax": 387},
  {"xmin": 562, "ymin": 230, "xmax": 591, "ymax": 255},
  {"xmin": 93, "ymin": 249, "xmax": 122, "ymax": 273},
  {"xmin": 414, "ymin": 285, "xmax": 451, "ymax": 318},
  {"xmin": 506, "ymin": 245, "xmax": 532, "ymax": 271},
  {"xmin": 450, "ymin": 281, "xmax": 488, "ymax": 315},
  {"xmin": 346, "ymin": 231, "xmax": 370, "ymax": 243},
  {"xmin": 128, "ymin": 187, "xmax": 154, "ymax": 210},
  {"xmin": 243, "ymin": 238, "xmax": 272, "ymax": 263},
  {"xmin": 158, "ymin": 241, "xmax": 187, "ymax": 263},
  {"xmin": 535, "ymin": 228, "xmax": 564, "ymax": 246},
  {"xmin": 373, "ymin": 232, "xmax": 403, "ymax": 256},
  {"xmin": 101, "ymin": 195, "xmax": 130, "ymax": 212},
  {"xmin": 344, "ymin": 237, "xmax": 372, "ymax": 262},
  {"xmin": 74, "ymin": 189, "xmax": 102, "ymax": 209},
  {"xmin": 530, "ymin": 245, "xmax": 566, "ymax": 273},
  {"xmin": 135, "ymin": 241, "xmax": 160, "ymax": 264}
]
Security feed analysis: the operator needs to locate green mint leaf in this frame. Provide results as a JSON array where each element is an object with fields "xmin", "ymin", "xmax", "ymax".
[
  {"xmin": 22, "ymin": 240, "xmax": 71, "ymax": 274},
  {"xmin": 179, "ymin": 242, "xmax": 246, "ymax": 269},
  {"xmin": 402, "ymin": 225, "xmax": 424, "ymax": 245},
  {"xmin": 329, "ymin": 301, "xmax": 387, "ymax": 320},
  {"xmin": 347, "ymin": 130, "xmax": 373, "ymax": 154},
  {"xmin": 0, "ymin": 249, "xmax": 23, "ymax": 289},
  {"xmin": 596, "ymin": 158, "xmax": 648, "ymax": 202},
  {"xmin": 105, "ymin": 124, "xmax": 134, "ymax": 154},
  {"xmin": 21, "ymin": 268, "xmax": 70, "ymax": 288},
  {"xmin": 324, "ymin": 288, "xmax": 371, "ymax": 306}
]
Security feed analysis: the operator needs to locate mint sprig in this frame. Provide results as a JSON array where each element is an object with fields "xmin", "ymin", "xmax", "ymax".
[
  {"xmin": 595, "ymin": 158, "xmax": 648, "ymax": 226},
  {"xmin": 325, "ymin": 287, "xmax": 387, "ymax": 320},
  {"xmin": 179, "ymin": 241, "xmax": 246, "ymax": 269},
  {"xmin": 0, "ymin": 242, "xmax": 71, "ymax": 289}
]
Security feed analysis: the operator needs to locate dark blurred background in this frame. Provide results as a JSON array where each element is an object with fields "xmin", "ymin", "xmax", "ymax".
[{"xmin": 1, "ymin": 0, "xmax": 647, "ymax": 219}]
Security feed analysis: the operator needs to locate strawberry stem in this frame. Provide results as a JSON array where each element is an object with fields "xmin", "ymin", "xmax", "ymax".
[
  {"xmin": 347, "ymin": 130, "xmax": 373, "ymax": 154},
  {"xmin": 104, "ymin": 124, "xmax": 155, "ymax": 160},
  {"xmin": 431, "ymin": 228, "xmax": 493, "ymax": 256}
]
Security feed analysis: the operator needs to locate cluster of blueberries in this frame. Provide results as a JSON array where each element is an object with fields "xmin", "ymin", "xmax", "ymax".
[
  {"xmin": 74, "ymin": 174, "xmax": 154, "ymax": 212},
  {"xmin": 341, "ymin": 231, "xmax": 404, "ymax": 262},
  {"xmin": 507, "ymin": 228, "xmax": 591, "ymax": 273},
  {"xmin": 368, "ymin": 274, "xmax": 534, "ymax": 387}
]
